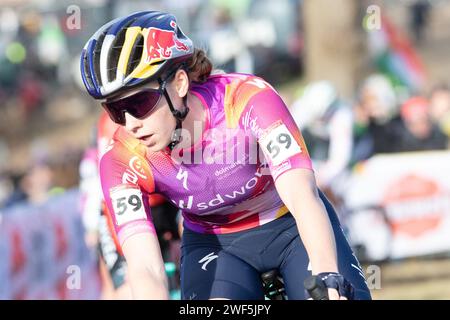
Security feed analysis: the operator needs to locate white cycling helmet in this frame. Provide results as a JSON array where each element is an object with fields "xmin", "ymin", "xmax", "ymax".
[{"xmin": 291, "ymin": 81, "xmax": 338, "ymax": 129}]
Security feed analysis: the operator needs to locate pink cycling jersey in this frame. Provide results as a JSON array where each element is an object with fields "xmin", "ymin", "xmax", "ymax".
[{"xmin": 100, "ymin": 73, "xmax": 313, "ymax": 246}]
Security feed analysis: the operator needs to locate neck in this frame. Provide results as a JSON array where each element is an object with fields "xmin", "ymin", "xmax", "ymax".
[{"xmin": 179, "ymin": 91, "xmax": 206, "ymax": 148}]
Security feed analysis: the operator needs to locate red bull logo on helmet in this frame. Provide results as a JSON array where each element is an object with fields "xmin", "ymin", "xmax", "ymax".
[{"xmin": 145, "ymin": 21, "xmax": 189, "ymax": 63}]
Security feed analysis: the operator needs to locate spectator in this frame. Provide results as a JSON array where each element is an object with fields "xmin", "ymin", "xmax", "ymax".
[
  {"xmin": 208, "ymin": 7, "xmax": 254, "ymax": 73},
  {"xmin": 290, "ymin": 81, "xmax": 353, "ymax": 194},
  {"xmin": 20, "ymin": 162, "xmax": 55, "ymax": 205},
  {"xmin": 429, "ymin": 84, "xmax": 450, "ymax": 139},
  {"xmin": 352, "ymin": 74, "xmax": 398, "ymax": 163},
  {"xmin": 392, "ymin": 97, "xmax": 448, "ymax": 152}
]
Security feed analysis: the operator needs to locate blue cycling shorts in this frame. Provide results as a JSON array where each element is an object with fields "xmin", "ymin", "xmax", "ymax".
[{"xmin": 180, "ymin": 189, "xmax": 372, "ymax": 300}]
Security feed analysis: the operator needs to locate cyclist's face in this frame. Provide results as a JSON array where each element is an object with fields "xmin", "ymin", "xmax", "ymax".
[
  {"xmin": 107, "ymin": 69, "xmax": 189, "ymax": 152},
  {"xmin": 117, "ymin": 81, "xmax": 177, "ymax": 152}
]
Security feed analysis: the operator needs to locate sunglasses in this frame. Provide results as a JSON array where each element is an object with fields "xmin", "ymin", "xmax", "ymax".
[
  {"xmin": 101, "ymin": 81, "xmax": 167, "ymax": 125},
  {"xmin": 102, "ymin": 65, "xmax": 183, "ymax": 125}
]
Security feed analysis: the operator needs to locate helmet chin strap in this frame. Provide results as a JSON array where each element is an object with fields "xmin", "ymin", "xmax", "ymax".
[{"xmin": 161, "ymin": 86, "xmax": 189, "ymax": 150}]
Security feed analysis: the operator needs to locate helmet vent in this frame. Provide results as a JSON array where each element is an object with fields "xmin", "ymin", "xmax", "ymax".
[
  {"xmin": 107, "ymin": 30, "xmax": 126, "ymax": 81},
  {"xmin": 127, "ymin": 33, "xmax": 144, "ymax": 76},
  {"xmin": 93, "ymin": 30, "xmax": 107, "ymax": 86},
  {"xmin": 107, "ymin": 18, "xmax": 138, "ymax": 81},
  {"xmin": 83, "ymin": 52, "xmax": 94, "ymax": 90},
  {"xmin": 149, "ymin": 60, "xmax": 164, "ymax": 66}
]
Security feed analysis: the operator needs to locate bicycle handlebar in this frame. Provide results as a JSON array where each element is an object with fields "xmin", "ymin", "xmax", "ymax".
[{"xmin": 303, "ymin": 275, "xmax": 329, "ymax": 300}]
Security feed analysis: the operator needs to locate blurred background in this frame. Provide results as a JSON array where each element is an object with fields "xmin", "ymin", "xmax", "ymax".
[{"xmin": 1, "ymin": 0, "xmax": 450, "ymax": 300}]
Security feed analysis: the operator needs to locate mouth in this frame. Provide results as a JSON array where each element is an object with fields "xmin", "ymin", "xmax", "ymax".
[{"xmin": 136, "ymin": 134, "xmax": 154, "ymax": 145}]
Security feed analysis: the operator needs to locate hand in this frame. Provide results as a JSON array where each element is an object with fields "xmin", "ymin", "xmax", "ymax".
[
  {"xmin": 319, "ymin": 273, "xmax": 354, "ymax": 300},
  {"xmin": 304, "ymin": 273, "xmax": 354, "ymax": 300}
]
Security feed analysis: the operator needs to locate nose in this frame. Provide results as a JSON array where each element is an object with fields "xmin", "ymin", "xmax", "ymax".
[{"xmin": 124, "ymin": 112, "xmax": 143, "ymax": 133}]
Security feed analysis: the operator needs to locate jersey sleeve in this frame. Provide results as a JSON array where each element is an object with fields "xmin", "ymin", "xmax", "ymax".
[
  {"xmin": 227, "ymin": 75, "xmax": 313, "ymax": 181},
  {"xmin": 99, "ymin": 142, "xmax": 156, "ymax": 247}
]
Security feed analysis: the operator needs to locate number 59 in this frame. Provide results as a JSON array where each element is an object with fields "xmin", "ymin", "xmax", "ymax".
[{"xmin": 266, "ymin": 133, "xmax": 292, "ymax": 159}]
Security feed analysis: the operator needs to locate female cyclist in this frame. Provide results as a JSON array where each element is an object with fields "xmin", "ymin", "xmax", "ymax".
[{"xmin": 80, "ymin": 11, "xmax": 371, "ymax": 300}]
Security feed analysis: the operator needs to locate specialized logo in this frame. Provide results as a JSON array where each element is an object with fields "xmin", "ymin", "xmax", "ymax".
[
  {"xmin": 351, "ymin": 263, "xmax": 367, "ymax": 281},
  {"xmin": 176, "ymin": 167, "xmax": 189, "ymax": 190},
  {"xmin": 189, "ymin": 292, "xmax": 197, "ymax": 300},
  {"xmin": 198, "ymin": 252, "xmax": 218, "ymax": 271}
]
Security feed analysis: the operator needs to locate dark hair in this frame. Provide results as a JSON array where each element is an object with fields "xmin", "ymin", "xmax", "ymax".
[{"xmin": 185, "ymin": 48, "xmax": 213, "ymax": 83}]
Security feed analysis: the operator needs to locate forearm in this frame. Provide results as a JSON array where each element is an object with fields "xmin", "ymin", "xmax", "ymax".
[
  {"xmin": 290, "ymin": 189, "xmax": 338, "ymax": 274},
  {"xmin": 122, "ymin": 233, "xmax": 170, "ymax": 300},
  {"xmin": 127, "ymin": 264, "xmax": 169, "ymax": 299}
]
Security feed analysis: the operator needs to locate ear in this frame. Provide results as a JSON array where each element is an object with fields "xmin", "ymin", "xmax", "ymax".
[{"xmin": 173, "ymin": 69, "xmax": 189, "ymax": 98}]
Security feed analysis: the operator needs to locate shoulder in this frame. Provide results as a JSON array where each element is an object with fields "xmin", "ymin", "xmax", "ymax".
[
  {"xmin": 99, "ymin": 127, "xmax": 137, "ymax": 169},
  {"xmin": 97, "ymin": 111, "xmax": 120, "ymax": 158},
  {"xmin": 217, "ymin": 73, "xmax": 280, "ymax": 128},
  {"xmin": 99, "ymin": 127, "xmax": 155, "ymax": 191},
  {"xmin": 223, "ymin": 73, "xmax": 275, "ymax": 99},
  {"xmin": 198, "ymin": 73, "xmax": 276, "ymax": 98}
]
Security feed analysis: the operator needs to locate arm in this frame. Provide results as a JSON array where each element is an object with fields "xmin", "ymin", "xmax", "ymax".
[
  {"xmin": 122, "ymin": 233, "xmax": 169, "ymax": 299},
  {"xmin": 231, "ymin": 76, "xmax": 343, "ymax": 298},
  {"xmin": 99, "ymin": 143, "xmax": 169, "ymax": 299},
  {"xmin": 275, "ymin": 168, "xmax": 337, "ymax": 274}
]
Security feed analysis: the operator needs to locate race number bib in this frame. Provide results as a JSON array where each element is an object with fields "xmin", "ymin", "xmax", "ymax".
[
  {"xmin": 110, "ymin": 186, "xmax": 147, "ymax": 226},
  {"xmin": 260, "ymin": 124, "xmax": 301, "ymax": 166}
]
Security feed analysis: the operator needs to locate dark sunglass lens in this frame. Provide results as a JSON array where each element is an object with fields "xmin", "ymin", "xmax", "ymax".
[
  {"xmin": 102, "ymin": 89, "xmax": 161, "ymax": 124},
  {"xmin": 103, "ymin": 100, "xmax": 127, "ymax": 125},
  {"xmin": 126, "ymin": 90, "xmax": 161, "ymax": 119}
]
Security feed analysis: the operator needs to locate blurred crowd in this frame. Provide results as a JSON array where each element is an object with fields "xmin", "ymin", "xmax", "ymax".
[
  {"xmin": 289, "ymin": 75, "xmax": 450, "ymax": 200},
  {"xmin": 0, "ymin": 3, "xmax": 97, "ymax": 213},
  {"xmin": 0, "ymin": 0, "xmax": 303, "ymax": 212},
  {"xmin": 1, "ymin": 0, "xmax": 450, "ymax": 300},
  {"xmin": 1, "ymin": 0, "xmax": 450, "ymax": 214}
]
